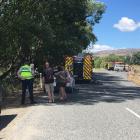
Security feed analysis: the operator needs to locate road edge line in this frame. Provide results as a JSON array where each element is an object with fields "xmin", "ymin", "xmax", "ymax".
[{"xmin": 126, "ymin": 107, "xmax": 140, "ymax": 119}]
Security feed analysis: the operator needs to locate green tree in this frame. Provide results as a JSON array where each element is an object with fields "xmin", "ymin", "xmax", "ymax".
[
  {"xmin": 0, "ymin": 0, "xmax": 105, "ymax": 80},
  {"xmin": 132, "ymin": 52, "xmax": 140, "ymax": 65},
  {"xmin": 94, "ymin": 57, "xmax": 102, "ymax": 68},
  {"xmin": 105, "ymin": 54, "xmax": 125, "ymax": 62},
  {"xmin": 124, "ymin": 55, "xmax": 131, "ymax": 64}
]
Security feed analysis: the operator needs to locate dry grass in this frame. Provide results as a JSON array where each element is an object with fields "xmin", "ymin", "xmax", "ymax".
[{"xmin": 128, "ymin": 65, "xmax": 140, "ymax": 85}]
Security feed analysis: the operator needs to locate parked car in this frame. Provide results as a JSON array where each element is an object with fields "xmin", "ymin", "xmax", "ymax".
[{"xmin": 114, "ymin": 64, "xmax": 125, "ymax": 71}]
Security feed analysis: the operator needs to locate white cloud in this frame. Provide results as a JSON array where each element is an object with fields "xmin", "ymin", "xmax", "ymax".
[
  {"xmin": 114, "ymin": 17, "xmax": 140, "ymax": 32},
  {"xmin": 85, "ymin": 44, "xmax": 115, "ymax": 53}
]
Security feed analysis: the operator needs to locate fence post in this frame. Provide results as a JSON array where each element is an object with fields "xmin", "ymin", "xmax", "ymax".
[{"xmin": 40, "ymin": 73, "xmax": 43, "ymax": 89}]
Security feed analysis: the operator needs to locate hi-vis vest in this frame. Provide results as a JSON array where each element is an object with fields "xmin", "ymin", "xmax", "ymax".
[{"xmin": 20, "ymin": 65, "xmax": 33, "ymax": 79}]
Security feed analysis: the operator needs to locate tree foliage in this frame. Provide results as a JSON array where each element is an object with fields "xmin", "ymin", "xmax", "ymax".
[
  {"xmin": 0, "ymin": 0, "xmax": 105, "ymax": 79},
  {"xmin": 94, "ymin": 54, "xmax": 125, "ymax": 68},
  {"xmin": 94, "ymin": 57, "xmax": 103, "ymax": 68},
  {"xmin": 105, "ymin": 54, "xmax": 125, "ymax": 62},
  {"xmin": 126, "ymin": 52, "xmax": 140, "ymax": 65}
]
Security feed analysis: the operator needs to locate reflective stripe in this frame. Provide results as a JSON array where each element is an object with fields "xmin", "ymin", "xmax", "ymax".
[
  {"xmin": 65, "ymin": 57, "xmax": 73, "ymax": 74},
  {"xmin": 83, "ymin": 55, "xmax": 92, "ymax": 80},
  {"xmin": 21, "ymin": 67, "xmax": 31, "ymax": 72}
]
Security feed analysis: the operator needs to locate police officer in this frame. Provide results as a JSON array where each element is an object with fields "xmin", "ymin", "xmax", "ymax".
[{"xmin": 18, "ymin": 61, "xmax": 36, "ymax": 105}]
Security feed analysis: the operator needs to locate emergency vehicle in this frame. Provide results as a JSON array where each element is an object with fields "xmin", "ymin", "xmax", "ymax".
[
  {"xmin": 114, "ymin": 62, "xmax": 125, "ymax": 71},
  {"xmin": 65, "ymin": 54, "xmax": 93, "ymax": 81},
  {"xmin": 107, "ymin": 62, "xmax": 115, "ymax": 70}
]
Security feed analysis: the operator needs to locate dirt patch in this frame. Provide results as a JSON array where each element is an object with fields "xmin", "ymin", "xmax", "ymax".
[
  {"xmin": 0, "ymin": 89, "xmax": 44, "ymax": 140},
  {"xmin": 0, "ymin": 107, "xmax": 30, "ymax": 139}
]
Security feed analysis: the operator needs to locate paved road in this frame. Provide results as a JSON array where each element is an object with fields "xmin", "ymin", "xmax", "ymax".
[{"xmin": 7, "ymin": 70, "xmax": 140, "ymax": 140}]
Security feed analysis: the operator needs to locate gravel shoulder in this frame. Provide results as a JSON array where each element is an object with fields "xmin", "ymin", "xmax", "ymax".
[{"xmin": 0, "ymin": 107, "xmax": 30, "ymax": 139}]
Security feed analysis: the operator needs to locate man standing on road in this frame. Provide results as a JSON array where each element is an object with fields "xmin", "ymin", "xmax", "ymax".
[
  {"xmin": 43, "ymin": 62, "xmax": 54, "ymax": 103},
  {"xmin": 18, "ymin": 61, "xmax": 36, "ymax": 105}
]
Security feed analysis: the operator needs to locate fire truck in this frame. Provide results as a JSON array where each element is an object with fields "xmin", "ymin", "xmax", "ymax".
[
  {"xmin": 107, "ymin": 62, "xmax": 115, "ymax": 70},
  {"xmin": 65, "ymin": 54, "xmax": 93, "ymax": 81}
]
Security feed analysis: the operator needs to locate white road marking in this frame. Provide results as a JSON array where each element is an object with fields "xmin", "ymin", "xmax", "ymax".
[{"xmin": 126, "ymin": 107, "xmax": 140, "ymax": 119}]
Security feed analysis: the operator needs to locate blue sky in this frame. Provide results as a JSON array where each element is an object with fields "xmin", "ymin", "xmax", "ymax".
[{"xmin": 89, "ymin": 0, "xmax": 140, "ymax": 52}]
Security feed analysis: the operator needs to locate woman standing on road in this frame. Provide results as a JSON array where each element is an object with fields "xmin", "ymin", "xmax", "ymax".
[{"xmin": 55, "ymin": 66, "xmax": 69, "ymax": 101}]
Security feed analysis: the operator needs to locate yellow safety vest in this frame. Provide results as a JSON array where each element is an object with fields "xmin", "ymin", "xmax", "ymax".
[{"xmin": 20, "ymin": 65, "xmax": 33, "ymax": 79}]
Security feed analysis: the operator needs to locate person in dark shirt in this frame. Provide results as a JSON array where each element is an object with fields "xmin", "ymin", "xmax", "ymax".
[{"xmin": 43, "ymin": 62, "xmax": 54, "ymax": 103}]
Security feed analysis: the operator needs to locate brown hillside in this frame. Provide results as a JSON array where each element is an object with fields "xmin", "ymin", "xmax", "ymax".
[{"xmin": 94, "ymin": 48, "xmax": 140, "ymax": 57}]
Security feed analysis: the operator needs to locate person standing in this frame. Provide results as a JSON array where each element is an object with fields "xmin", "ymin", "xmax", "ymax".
[
  {"xmin": 18, "ymin": 61, "xmax": 35, "ymax": 105},
  {"xmin": 43, "ymin": 62, "xmax": 54, "ymax": 103},
  {"xmin": 55, "ymin": 66, "xmax": 68, "ymax": 101}
]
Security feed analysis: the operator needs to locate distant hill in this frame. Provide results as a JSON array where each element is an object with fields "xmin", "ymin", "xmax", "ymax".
[{"xmin": 93, "ymin": 48, "xmax": 140, "ymax": 57}]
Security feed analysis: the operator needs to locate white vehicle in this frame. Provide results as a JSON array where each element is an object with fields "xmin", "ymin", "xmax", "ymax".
[{"xmin": 114, "ymin": 64, "xmax": 125, "ymax": 71}]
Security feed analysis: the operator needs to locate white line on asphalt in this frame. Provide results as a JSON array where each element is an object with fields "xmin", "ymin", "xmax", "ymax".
[{"xmin": 126, "ymin": 107, "xmax": 140, "ymax": 119}]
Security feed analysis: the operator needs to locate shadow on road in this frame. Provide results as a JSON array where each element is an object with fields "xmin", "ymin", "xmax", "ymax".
[
  {"xmin": 67, "ymin": 86, "xmax": 140, "ymax": 105},
  {"xmin": 38, "ymin": 72, "xmax": 140, "ymax": 105},
  {"xmin": 2, "ymin": 71, "xmax": 140, "ymax": 107},
  {"xmin": 69, "ymin": 72, "xmax": 140, "ymax": 105},
  {"xmin": 0, "ymin": 114, "xmax": 17, "ymax": 131}
]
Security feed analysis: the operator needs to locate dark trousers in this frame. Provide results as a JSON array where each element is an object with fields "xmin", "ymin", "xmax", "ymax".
[{"xmin": 21, "ymin": 79, "xmax": 34, "ymax": 104}]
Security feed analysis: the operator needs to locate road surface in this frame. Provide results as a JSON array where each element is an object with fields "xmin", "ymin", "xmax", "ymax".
[{"xmin": 4, "ymin": 70, "xmax": 140, "ymax": 140}]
